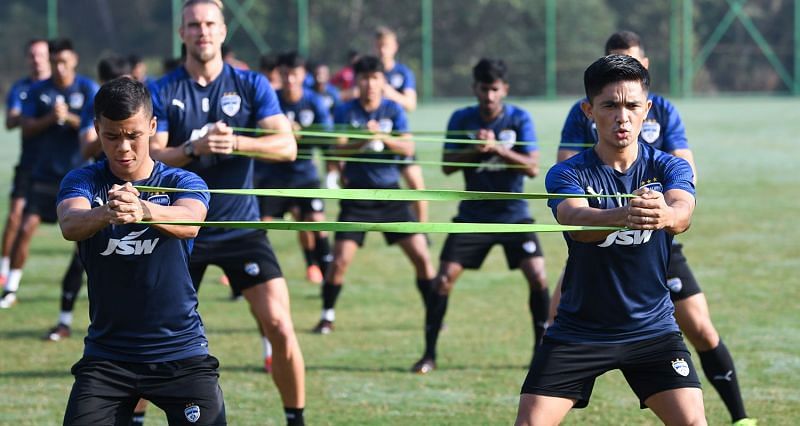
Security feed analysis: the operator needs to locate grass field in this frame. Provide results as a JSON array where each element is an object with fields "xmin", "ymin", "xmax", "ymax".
[{"xmin": 0, "ymin": 97, "xmax": 798, "ymax": 425}]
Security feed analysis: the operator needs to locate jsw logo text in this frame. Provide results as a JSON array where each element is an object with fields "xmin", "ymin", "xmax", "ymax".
[
  {"xmin": 597, "ymin": 230, "xmax": 653, "ymax": 247},
  {"xmin": 100, "ymin": 228, "xmax": 159, "ymax": 256}
]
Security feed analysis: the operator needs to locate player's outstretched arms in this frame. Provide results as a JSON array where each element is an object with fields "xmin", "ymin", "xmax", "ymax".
[
  {"xmin": 490, "ymin": 147, "xmax": 539, "ymax": 177},
  {"xmin": 238, "ymin": 114, "xmax": 297, "ymax": 162},
  {"xmin": 556, "ymin": 197, "xmax": 629, "ymax": 243},
  {"xmin": 110, "ymin": 183, "xmax": 207, "ymax": 239},
  {"xmin": 380, "ymin": 131, "xmax": 414, "ymax": 157},
  {"xmin": 57, "ymin": 189, "xmax": 136, "ymax": 242},
  {"xmin": 626, "ymin": 187, "xmax": 694, "ymax": 235}
]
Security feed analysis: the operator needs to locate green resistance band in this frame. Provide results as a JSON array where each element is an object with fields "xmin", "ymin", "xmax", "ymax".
[
  {"xmin": 141, "ymin": 220, "xmax": 622, "ymax": 234},
  {"xmin": 134, "ymin": 185, "xmax": 634, "ymax": 202}
]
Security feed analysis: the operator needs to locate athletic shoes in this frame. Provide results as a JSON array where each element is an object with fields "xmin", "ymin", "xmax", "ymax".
[
  {"xmin": 44, "ymin": 323, "xmax": 71, "ymax": 341},
  {"xmin": 264, "ymin": 356, "xmax": 273, "ymax": 374},
  {"xmin": 732, "ymin": 419, "xmax": 758, "ymax": 426},
  {"xmin": 312, "ymin": 319, "xmax": 334, "ymax": 334},
  {"xmin": 411, "ymin": 357, "xmax": 436, "ymax": 374},
  {"xmin": 0, "ymin": 291, "xmax": 17, "ymax": 309},
  {"xmin": 305, "ymin": 264, "xmax": 323, "ymax": 284}
]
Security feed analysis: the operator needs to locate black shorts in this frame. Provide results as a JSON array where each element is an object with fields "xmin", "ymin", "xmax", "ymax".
[
  {"xmin": 667, "ymin": 243, "xmax": 702, "ymax": 302},
  {"xmin": 521, "ymin": 332, "xmax": 701, "ymax": 409},
  {"xmin": 440, "ymin": 229, "xmax": 544, "ymax": 270},
  {"xmin": 23, "ymin": 181, "xmax": 60, "ymax": 223},
  {"xmin": 190, "ymin": 231, "xmax": 283, "ymax": 292},
  {"xmin": 64, "ymin": 355, "xmax": 226, "ymax": 425},
  {"xmin": 258, "ymin": 182, "xmax": 324, "ymax": 219},
  {"xmin": 335, "ymin": 198, "xmax": 419, "ymax": 246},
  {"xmin": 10, "ymin": 164, "xmax": 32, "ymax": 199}
]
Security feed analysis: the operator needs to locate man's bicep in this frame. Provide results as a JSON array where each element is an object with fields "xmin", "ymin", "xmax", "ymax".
[
  {"xmin": 257, "ymin": 114, "xmax": 292, "ymax": 132},
  {"xmin": 555, "ymin": 197, "xmax": 589, "ymax": 223},
  {"xmin": 57, "ymin": 197, "xmax": 92, "ymax": 218},
  {"xmin": 172, "ymin": 198, "xmax": 208, "ymax": 220},
  {"xmin": 150, "ymin": 131, "xmax": 170, "ymax": 150}
]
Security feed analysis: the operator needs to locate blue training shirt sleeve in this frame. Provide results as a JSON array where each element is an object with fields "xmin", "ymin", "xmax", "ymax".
[
  {"xmin": 559, "ymin": 100, "xmax": 590, "ymax": 151},
  {"xmin": 659, "ymin": 98, "xmax": 689, "ymax": 152},
  {"xmin": 315, "ymin": 97, "xmax": 333, "ymax": 131},
  {"xmin": 58, "ymin": 167, "xmax": 95, "ymax": 206},
  {"xmin": 517, "ymin": 109, "xmax": 537, "ymax": 153},
  {"xmin": 393, "ymin": 106, "xmax": 409, "ymax": 132},
  {"xmin": 79, "ymin": 98, "xmax": 94, "ymax": 132},
  {"xmin": 402, "ymin": 66, "xmax": 416, "ymax": 90},
  {"xmin": 252, "ymin": 73, "xmax": 282, "ymax": 120},
  {"xmin": 443, "ymin": 110, "xmax": 463, "ymax": 150},
  {"xmin": 152, "ymin": 81, "xmax": 169, "ymax": 133},
  {"xmin": 21, "ymin": 84, "xmax": 42, "ymax": 118},
  {"xmin": 173, "ymin": 169, "xmax": 211, "ymax": 208},
  {"xmin": 6, "ymin": 81, "xmax": 23, "ymax": 112},
  {"xmin": 660, "ymin": 155, "xmax": 695, "ymax": 196},
  {"xmin": 545, "ymin": 162, "xmax": 585, "ymax": 220}
]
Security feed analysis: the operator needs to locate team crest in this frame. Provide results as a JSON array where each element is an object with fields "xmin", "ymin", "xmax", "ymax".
[
  {"xmin": 286, "ymin": 111, "xmax": 296, "ymax": 122},
  {"xmin": 147, "ymin": 194, "xmax": 171, "ymax": 206},
  {"xmin": 378, "ymin": 118, "xmax": 393, "ymax": 133},
  {"xmin": 298, "ymin": 109, "xmax": 315, "ymax": 127},
  {"xmin": 671, "ymin": 358, "xmax": 690, "ymax": 377},
  {"xmin": 69, "ymin": 92, "xmax": 85, "ymax": 109},
  {"xmin": 389, "ymin": 73, "xmax": 404, "ymax": 89},
  {"xmin": 641, "ymin": 119, "xmax": 661, "ymax": 143},
  {"xmin": 498, "ymin": 129, "xmax": 517, "ymax": 149},
  {"xmin": 666, "ymin": 277, "xmax": 683, "ymax": 293},
  {"xmin": 522, "ymin": 240, "xmax": 537, "ymax": 254},
  {"xmin": 221, "ymin": 92, "xmax": 241, "ymax": 117},
  {"xmin": 19, "ymin": 91, "xmax": 28, "ymax": 101},
  {"xmin": 639, "ymin": 178, "xmax": 663, "ymax": 193},
  {"xmin": 184, "ymin": 404, "xmax": 200, "ymax": 423},
  {"xmin": 350, "ymin": 119, "xmax": 363, "ymax": 128},
  {"xmin": 244, "ymin": 262, "xmax": 261, "ymax": 277}
]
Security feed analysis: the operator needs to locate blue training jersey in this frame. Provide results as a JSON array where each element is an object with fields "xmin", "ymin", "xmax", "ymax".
[
  {"xmin": 6, "ymin": 77, "xmax": 41, "ymax": 170},
  {"xmin": 315, "ymin": 83, "xmax": 341, "ymax": 113},
  {"xmin": 22, "ymin": 76, "xmax": 99, "ymax": 182},
  {"xmin": 254, "ymin": 89, "xmax": 332, "ymax": 187},
  {"xmin": 545, "ymin": 143, "xmax": 695, "ymax": 343},
  {"xmin": 57, "ymin": 160, "xmax": 211, "ymax": 362},
  {"xmin": 152, "ymin": 64, "xmax": 283, "ymax": 242},
  {"xmin": 444, "ymin": 104, "xmax": 538, "ymax": 223},
  {"xmin": 333, "ymin": 98, "xmax": 408, "ymax": 189},
  {"xmin": 559, "ymin": 94, "xmax": 688, "ymax": 154},
  {"xmin": 385, "ymin": 63, "xmax": 416, "ymax": 92}
]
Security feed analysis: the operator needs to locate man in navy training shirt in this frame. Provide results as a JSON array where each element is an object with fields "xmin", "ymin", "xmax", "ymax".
[
  {"xmin": 149, "ymin": 1, "xmax": 305, "ymax": 424},
  {"xmin": 312, "ymin": 55, "xmax": 435, "ymax": 335},
  {"xmin": 515, "ymin": 54, "xmax": 706, "ymax": 425},
  {"xmin": 0, "ymin": 39, "xmax": 50, "ymax": 293},
  {"xmin": 1, "ymin": 39, "xmax": 98, "ymax": 309},
  {"xmin": 411, "ymin": 58, "xmax": 549, "ymax": 374},
  {"xmin": 59, "ymin": 77, "xmax": 225, "ymax": 425},
  {"xmin": 554, "ymin": 30, "xmax": 752, "ymax": 425}
]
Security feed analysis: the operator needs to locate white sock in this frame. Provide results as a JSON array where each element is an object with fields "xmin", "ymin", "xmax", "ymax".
[
  {"xmin": 1, "ymin": 257, "xmax": 9, "ymax": 277},
  {"xmin": 59, "ymin": 311, "xmax": 73, "ymax": 326},
  {"xmin": 321, "ymin": 309, "xmax": 335, "ymax": 322},
  {"xmin": 262, "ymin": 336, "xmax": 272, "ymax": 358},
  {"xmin": 5, "ymin": 269, "xmax": 22, "ymax": 292}
]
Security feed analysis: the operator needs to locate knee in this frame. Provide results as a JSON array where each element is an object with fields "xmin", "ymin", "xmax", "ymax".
[
  {"xmin": 435, "ymin": 275, "xmax": 454, "ymax": 295},
  {"xmin": 683, "ymin": 318, "xmax": 719, "ymax": 352},
  {"xmin": 262, "ymin": 315, "xmax": 295, "ymax": 344}
]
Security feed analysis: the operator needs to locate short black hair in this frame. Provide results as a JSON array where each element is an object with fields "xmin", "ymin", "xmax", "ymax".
[
  {"xmin": 127, "ymin": 54, "xmax": 144, "ymax": 66},
  {"xmin": 259, "ymin": 53, "xmax": 279, "ymax": 72},
  {"xmin": 94, "ymin": 77, "xmax": 153, "ymax": 121},
  {"xmin": 584, "ymin": 54, "xmax": 650, "ymax": 103},
  {"xmin": 605, "ymin": 31, "xmax": 644, "ymax": 55},
  {"xmin": 277, "ymin": 51, "xmax": 306, "ymax": 69},
  {"xmin": 353, "ymin": 55, "xmax": 383, "ymax": 76},
  {"xmin": 97, "ymin": 56, "xmax": 132, "ymax": 83},
  {"xmin": 472, "ymin": 58, "xmax": 508, "ymax": 84},
  {"xmin": 48, "ymin": 38, "xmax": 74, "ymax": 55}
]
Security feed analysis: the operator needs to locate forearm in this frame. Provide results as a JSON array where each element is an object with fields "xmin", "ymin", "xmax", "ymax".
[
  {"xmin": 237, "ymin": 133, "xmax": 297, "ymax": 161},
  {"xmin": 442, "ymin": 150, "xmax": 481, "ymax": 174},
  {"xmin": 151, "ymin": 145, "xmax": 193, "ymax": 168},
  {"xmin": 59, "ymin": 207, "xmax": 111, "ymax": 241},
  {"xmin": 141, "ymin": 201, "xmax": 204, "ymax": 239},
  {"xmin": 22, "ymin": 115, "xmax": 56, "ymax": 138},
  {"xmin": 664, "ymin": 199, "xmax": 693, "ymax": 235},
  {"xmin": 64, "ymin": 113, "xmax": 81, "ymax": 130},
  {"xmin": 80, "ymin": 130, "xmax": 102, "ymax": 160},
  {"xmin": 381, "ymin": 136, "xmax": 413, "ymax": 156},
  {"xmin": 495, "ymin": 147, "xmax": 539, "ymax": 177},
  {"xmin": 559, "ymin": 205, "xmax": 628, "ymax": 242},
  {"xmin": 5, "ymin": 111, "xmax": 21, "ymax": 130}
]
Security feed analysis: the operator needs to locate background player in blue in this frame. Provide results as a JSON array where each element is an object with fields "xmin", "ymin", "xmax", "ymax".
[
  {"xmin": 411, "ymin": 58, "xmax": 549, "ymax": 374},
  {"xmin": 149, "ymin": 1, "xmax": 305, "ymax": 424},
  {"xmin": 312, "ymin": 55, "xmax": 435, "ymax": 335},
  {"xmin": 1, "ymin": 39, "xmax": 50, "ymax": 291},
  {"xmin": 59, "ymin": 77, "xmax": 226, "ymax": 426},
  {"xmin": 1, "ymin": 39, "xmax": 98, "ymax": 309},
  {"xmin": 516, "ymin": 54, "xmax": 706, "ymax": 426},
  {"xmin": 310, "ymin": 62, "xmax": 341, "ymax": 113},
  {"xmin": 555, "ymin": 31, "xmax": 752, "ymax": 425}
]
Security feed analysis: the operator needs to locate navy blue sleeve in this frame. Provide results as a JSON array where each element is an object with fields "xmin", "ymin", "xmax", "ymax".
[
  {"xmin": 172, "ymin": 169, "xmax": 211, "ymax": 208},
  {"xmin": 79, "ymin": 97, "xmax": 95, "ymax": 132},
  {"xmin": 516, "ymin": 109, "xmax": 537, "ymax": 153},
  {"xmin": 332, "ymin": 103, "xmax": 347, "ymax": 125},
  {"xmin": 660, "ymin": 155, "xmax": 695, "ymax": 196},
  {"xmin": 152, "ymin": 79, "xmax": 170, "ymax": 133},
  {"xmin": 443, "ymin": 110, "xmax": 464, "ymax": 150},
  {"xmin": 393, "ymin": 105, "xmax": 409, "ymax": 132},
  {"xmin": 314, "ymin": 97, "xmax": 333, "ymax": 131},
  {"xmin": 6, "ymin": 80, "xmax": 24, "ymax": 112},
  {"xmin": 545, "ymin": 162, "xmax": 585, "ymax": 220},
  {"xmin": 251, "ymin": 73, "xmax": 282, "ymax": 121},
  {"xmin": 658, "ymin": 98, "xmax": 689, "ymax": 152},
  {"xmin": 21, "ymin": 83, "xmax": 44, "ymax": 118},
  {"xmin": 58, "ymin": 167, "xmax": 95, "ymax": 206},
  {"xmin": 402, "ymin": 66, "xmax": 416, "ymax": 90},
  {"xmin": 559, "ymin": 100, "xmax": 591, "ymax": 150}
]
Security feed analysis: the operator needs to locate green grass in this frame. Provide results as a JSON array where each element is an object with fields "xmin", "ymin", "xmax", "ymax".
[{"xmin": 0, "ymin": 97, "xmax": 798, "ymax": 425}]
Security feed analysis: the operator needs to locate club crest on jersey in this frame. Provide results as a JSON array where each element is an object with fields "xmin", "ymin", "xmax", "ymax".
[
  {"xmin": 19, "ymin": 91, "xmax": 28, "ymax": 101},
  {"xmin": 497, "ymin": 129, "xmax": 517, "ymax": 149},
  {"xmin": 389, "ymin": 73, "xmax": 404, "ymax": 89},
  {"xmin": 184, "ymin": 404, "xmax": 201, "ymax": 423},
  {"xmin": 671, "ymin": 358, "xmax": 690, "ymax": 377},
  {"xmin": 639, "ymin": 178, "xmax": 663, "ymax": 193},
  {"xmin": 641, "ymin": 119, "xmax": 661, "ymax": 143},
  {"xmin": 147, "ymin": 194, "xmax": 171, "ymax": 206},
  {"xmin": 298, "ymin": 109, "xmax": 315, "ymax": 127},
  {"xmin": 221, "ymin": 92, "xmax": 241, "ymax": 117},
  {"xmin": 244, "ymin": 262, "xmax": 261, "ymax": 277},
  {"xmin": 378, "ymin": 118, "xmax": 394, "ymax": 133},
  {"xmin": 69, "ymin": 93, "xmax": 85, "ymax": 110}
]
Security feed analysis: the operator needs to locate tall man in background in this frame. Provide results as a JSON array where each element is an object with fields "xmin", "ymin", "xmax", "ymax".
[
  {"xmin": 1, "ymin": 39, "xmax": 98, "ymax": 309},
  {"xmin": 1, "ymin": 39, "xmax": 50, "ymax": 290},
  {"xmin": 150, "ymin": 1, "xmax": 305, "ymax": 424},
  {"xmin": 556, "ymin": 31, "xmax": 752, "ymax": 425}
]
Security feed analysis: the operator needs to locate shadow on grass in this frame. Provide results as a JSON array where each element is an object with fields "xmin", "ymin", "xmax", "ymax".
[
  {"xmin": 222, "ymin": 363, "xmax": 526, "ymax": 374},
  {"xmin": 0, "ymin": 328, "xmax": 53, "ymax": 340},
  {"xmin": 0, "ymin": 369, "xmax": 71, "ymax": 379}
]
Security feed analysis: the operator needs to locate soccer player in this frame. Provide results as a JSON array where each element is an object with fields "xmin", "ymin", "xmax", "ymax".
[
  {"xmin": 312, "ymin": 55, "xmax": 435, "ymax": 334},
  {"xmin": 1, "ymin": 39, "xmax": 98, "ymax": 309},
  {"xmin": 60, "ymin": 76, "xmax": 225, "ymax": 426},
  {"xmin": 259, "ymin": 53, "xmax": 282, "ymax": 90},
  {"xmin": 149, "ymin": 1, "xmax": 305, "ymax": 424},
  {"xmin": 515, "ymin": 54, "xmax": 706, "ymax": 425},
  {"xmin": 43, "ymin": 55, "xmax": 133, "ymax": 342},
  {"xmin": 256, "ymin": 51, "xmax": 333, "ymax": 285},
  {"xmin": 310, "ymin": 62, "xmax": 341, "ymax": 113},
  {"xmin": 128, "ymin": 54, "xmax": 156, "ymax": 87},
  {"xmin": 555, "ymin": 31, "xmax": 753, "ymax": 425},
  {"xmin": 1, "ymin": 39, "xmax": 50, "ymax": 289},
  {"xmin": 411, "ymin": 59, "xmax": 549, "ymax": 374}
]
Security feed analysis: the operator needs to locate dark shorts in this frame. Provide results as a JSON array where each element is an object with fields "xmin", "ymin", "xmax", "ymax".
[
  {"xmin": 64, "ymin": 355, "xmax": 226, "ymax": 425},
  {"xmin": 521, "ymin": 332, "xmax": 701, "ymax": 409},
  {"xmin": 10, "ymin": 164, "xmax": 32, "ymax": 199},
  {"xmin": 440, "ymin": 228, "xmax": 544, "ymax": 270},
  {"xmin": 189, "ymin": 231, "xmax": 283, "ymax": 292},
  {"xmin": 667, "ymin": 243, "xmax": 702, "ymax": 302},
  {"xmin": 23, "ymin": 181, "xmax": 60, "ymax": 223},
  {"xmin": 258, "ymin": 181, "xmax": 324, "ymax": 219},
  {"xmin": 335, "ymin": 198, "xmax": 420, "ymax": 246}
]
